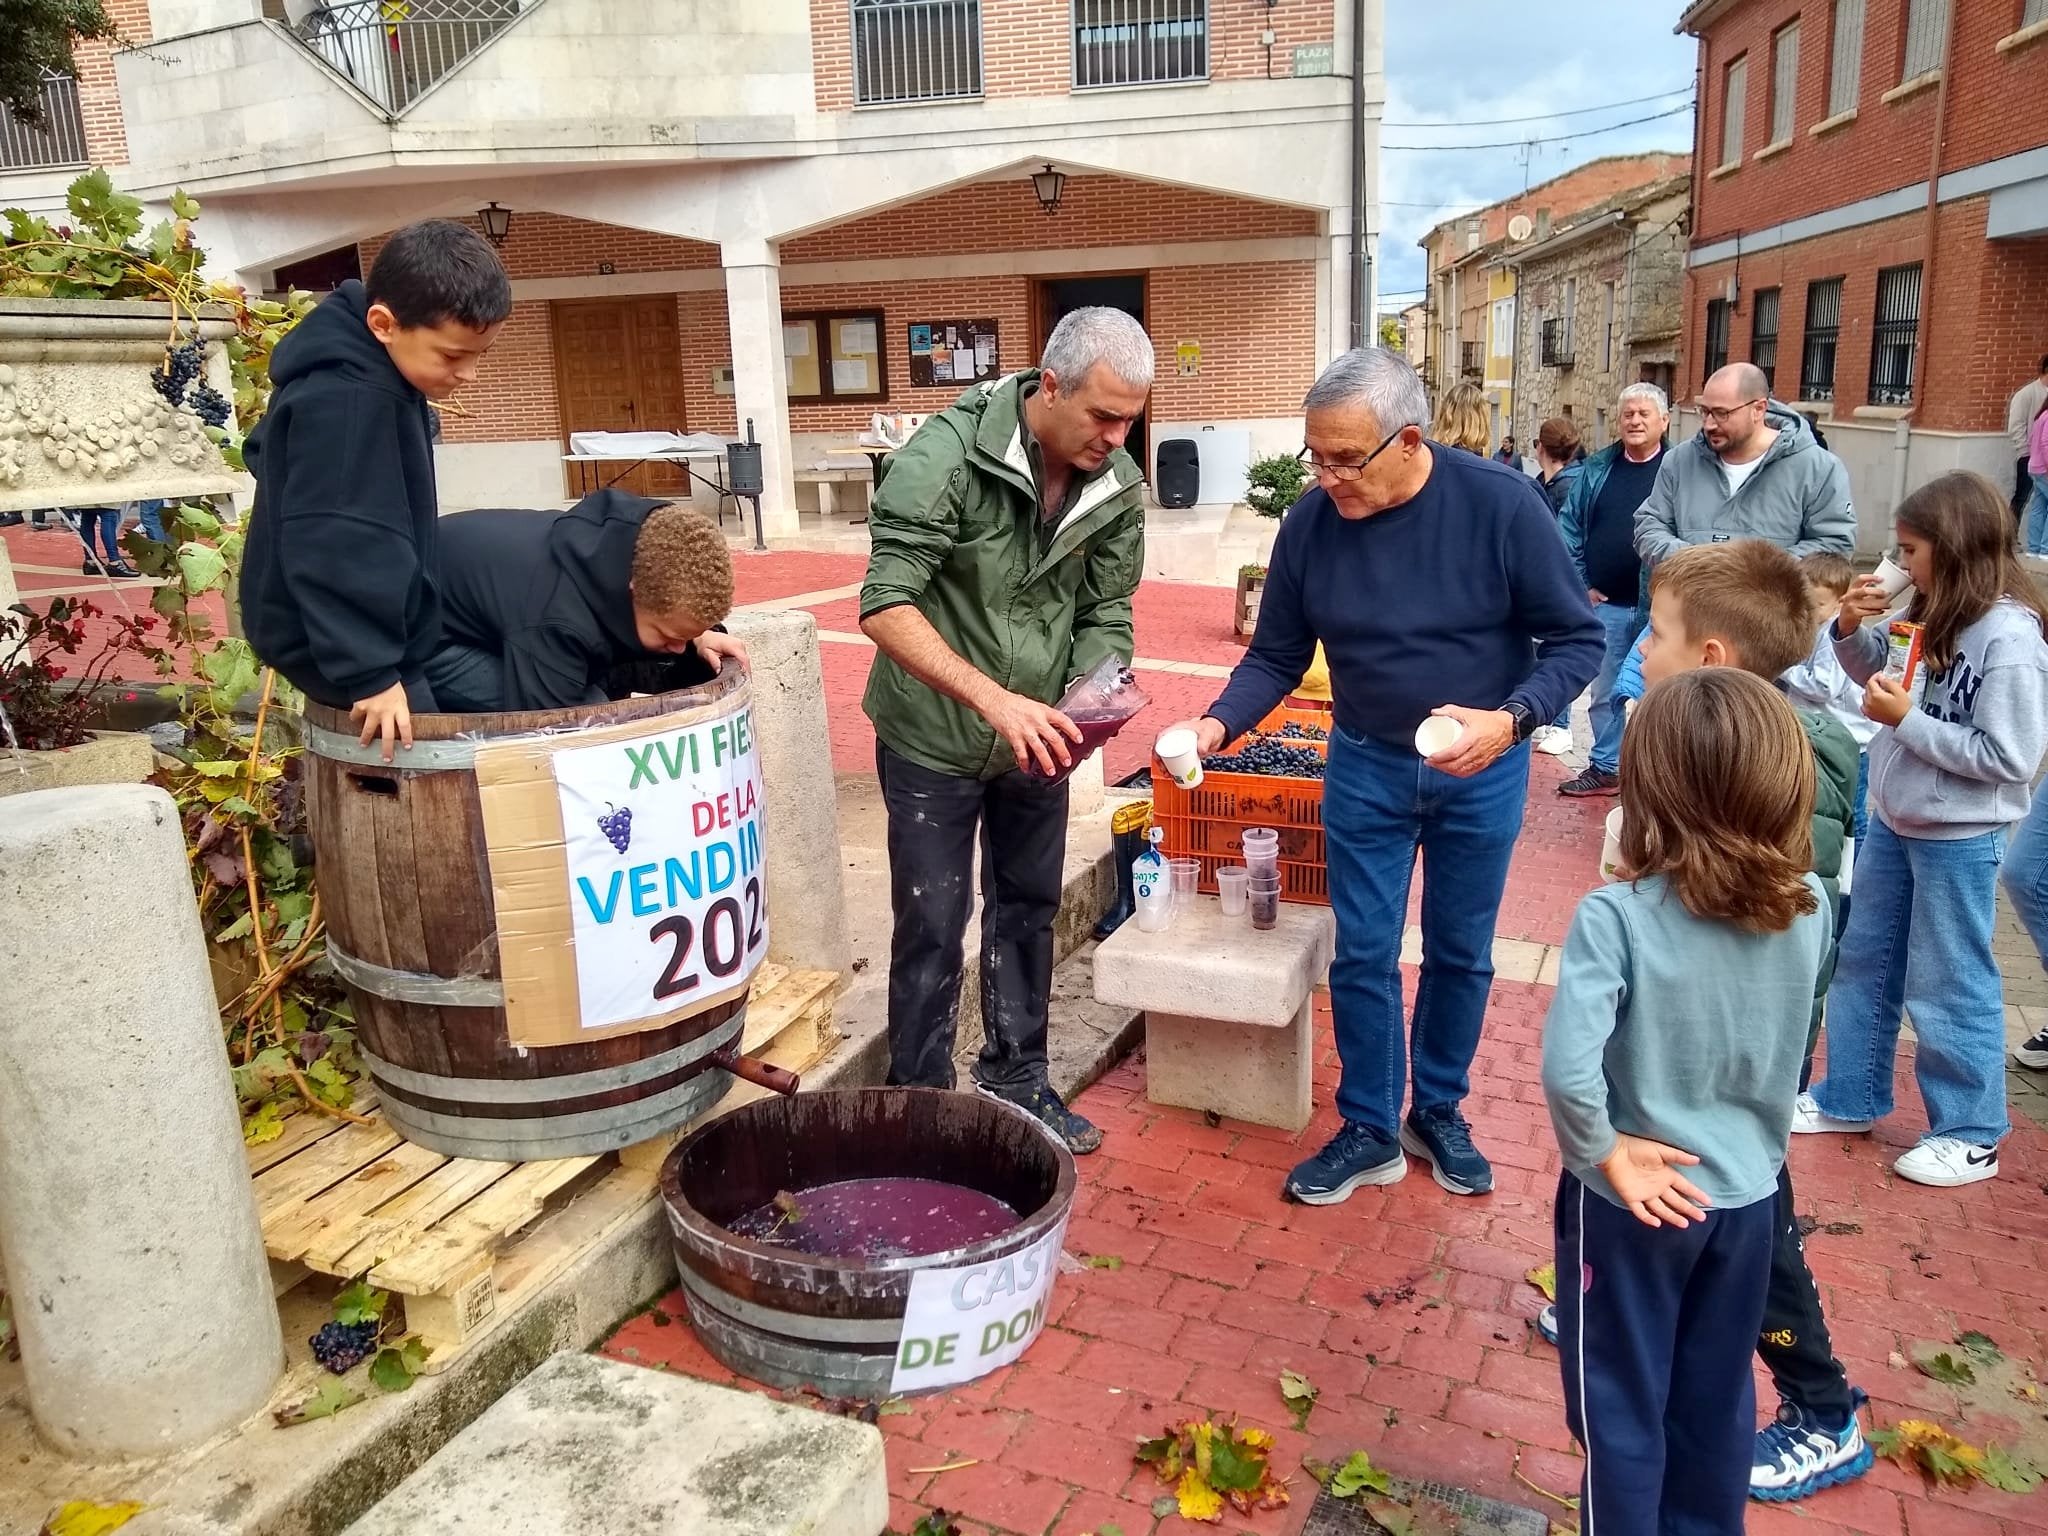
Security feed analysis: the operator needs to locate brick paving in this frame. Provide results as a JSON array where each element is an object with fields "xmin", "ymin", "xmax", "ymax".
[
  {"xmin": 19, "ymin": 528, "xmax": 2048, "ymax": 1532},
  {"xmin": 595, "ymin": 554, "xmax": 2048, "ymax": 1536}
]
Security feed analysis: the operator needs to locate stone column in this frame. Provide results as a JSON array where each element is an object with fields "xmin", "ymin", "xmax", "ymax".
[
  {"xmin": 723, "ymin": 609, "xmax": 850, "ymax": 975},
  {"xmin": 721, "ymin": 241, "xmax": 800, "ymax": 541},
  {"xmin": 0, "ymin": 784, "xmax": 282, "ymax": 1458}
]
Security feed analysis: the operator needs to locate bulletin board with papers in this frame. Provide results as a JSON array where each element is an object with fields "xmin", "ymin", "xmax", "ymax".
[{"xmin": 907, "ymin": 320, "xmax": 1001, "ymax": 388}]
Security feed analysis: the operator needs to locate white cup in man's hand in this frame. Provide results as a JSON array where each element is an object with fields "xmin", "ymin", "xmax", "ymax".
[
  {"xmin": 1155, "ymin": 726, "xmax": 1204, "ymax": 789},
  {"xmin": 1414, "ymin": 716, "xmax": 1464, "ymax": 758}
]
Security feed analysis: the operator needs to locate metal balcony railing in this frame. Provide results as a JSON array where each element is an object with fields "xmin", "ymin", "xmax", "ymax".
[
  {"xmin": 1540, "ymin": 318, "xmax": 1574, "ymax": 369},
  {"xmin": 1073, "ymin": 0, "xmax": 1208, "ymax": 90},
  {"xmin": 289, "ymin": 0, "xmax": 530, "ymax": 117},
  {"xmin": 853, "ymin": 0, "xmax": 983, "ymax": 106},
  {"xmin": 1459, "ymin": 341, "xmax": 1481, "ymax": 377},
  {"xmin": 1, "ymin": 72, "xmax": 89, "ymax": 170}
]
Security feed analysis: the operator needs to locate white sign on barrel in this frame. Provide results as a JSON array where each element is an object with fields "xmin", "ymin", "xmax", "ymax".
[
  {"xmin": 889, "ymin": 1217, "xmax": 1070, "ymax": 1394},
  {"xmin": 549, "ymin": 697, "xmax": 770, "ymax": 1033}
]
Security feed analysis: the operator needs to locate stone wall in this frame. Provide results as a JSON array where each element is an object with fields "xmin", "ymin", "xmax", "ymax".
[{"xmin": 1510, "ymin": 190, "xmax": 1688, "ymax": 450}]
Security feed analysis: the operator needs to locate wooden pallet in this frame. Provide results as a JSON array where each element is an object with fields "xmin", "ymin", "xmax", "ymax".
[{"xmin": 249, "ymin": 965, "xmax": 841, "ymax": 1369}]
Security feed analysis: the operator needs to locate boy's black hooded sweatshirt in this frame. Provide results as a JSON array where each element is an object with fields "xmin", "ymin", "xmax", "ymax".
[
  {"xmin": 435, "ymin": 489, "xmax": 717, "ymax": 712},
  {"xmin": 241, "ymin": 280, "xmax": 442, "ymax": 709}
]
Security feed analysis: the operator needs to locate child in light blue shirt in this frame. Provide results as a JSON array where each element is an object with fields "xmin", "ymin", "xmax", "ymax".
[{"xmin": 1543, "ymin": 668, "xmax": 1832, "ymax": 1536}]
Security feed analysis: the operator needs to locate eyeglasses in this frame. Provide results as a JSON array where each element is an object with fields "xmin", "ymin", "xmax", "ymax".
[
  {"xmin": 1696, "ymin": 397, "xmax": 1763, "ymax": 425},
  {"xmin": 1299, "ymin": 426, "xmax": 1407, "ymax": 482}
]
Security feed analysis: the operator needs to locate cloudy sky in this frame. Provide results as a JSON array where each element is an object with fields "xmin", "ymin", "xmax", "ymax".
[{"xmin": 1377, "ymin": 3, "xmax": 1699, "ymax": 307}]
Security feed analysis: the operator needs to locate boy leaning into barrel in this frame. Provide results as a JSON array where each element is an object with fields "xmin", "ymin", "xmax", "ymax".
[{"xmin": 240, "ymin": 220, "xmax": 511, "ymax": 760}]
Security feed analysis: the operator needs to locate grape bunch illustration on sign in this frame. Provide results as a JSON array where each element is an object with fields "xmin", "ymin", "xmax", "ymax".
[{"xmin": 598, "ymin": 803, "xmax": 633, "ymax": 855}]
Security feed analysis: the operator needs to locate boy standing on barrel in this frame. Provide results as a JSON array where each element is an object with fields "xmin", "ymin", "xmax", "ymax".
[
  {"xmin": 241, "ymin": 220, "xmax": 511, "ymax": 759},
  {"xmin": 425, "ymin": 489, "xmax": 748, "ymax": 712}
]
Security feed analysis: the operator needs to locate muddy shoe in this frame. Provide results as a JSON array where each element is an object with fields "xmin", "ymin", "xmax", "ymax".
[{"xmin": 976, "ymin": 1080, "xmax": 1103, "ymax": 1154}]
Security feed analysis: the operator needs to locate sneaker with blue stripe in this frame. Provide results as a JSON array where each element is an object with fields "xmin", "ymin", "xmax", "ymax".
[{"xmin": 1750, "ymin": 1399, "xmax": 1874, "ymax": 1502}]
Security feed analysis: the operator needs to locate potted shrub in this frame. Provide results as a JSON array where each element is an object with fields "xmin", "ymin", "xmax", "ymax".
[
  {"xmin": 1244, "ymin": 451, "xmax": 1312, "ymax": 520},
  {"xmin": 0, "ymin": 595, "xmax": 158, "ymax": 796}
]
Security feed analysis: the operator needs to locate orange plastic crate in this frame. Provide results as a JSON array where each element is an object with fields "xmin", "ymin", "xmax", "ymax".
[{"xmin": 1150, "ymin": 707, "xmax": 1331, "ymax": 905}]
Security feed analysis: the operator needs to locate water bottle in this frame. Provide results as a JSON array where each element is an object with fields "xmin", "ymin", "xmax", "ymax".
[{"xmin": 1132, "ymin": 826, "xmax": 1172, "ymax": 933}]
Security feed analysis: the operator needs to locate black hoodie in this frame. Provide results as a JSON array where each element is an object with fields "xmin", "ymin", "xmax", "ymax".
[
  {"xmin": 241, "ymin": 280, "xmax": 442, "ymax": 708},
  {"xmin": 434, "ymin": 489, "xmax": 717, "ymax": 712}
]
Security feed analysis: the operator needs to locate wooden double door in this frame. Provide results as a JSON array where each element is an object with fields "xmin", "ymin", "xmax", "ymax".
[{"xmin": 552, "ymin": 297, "xmax": 691, "ymax": 500}]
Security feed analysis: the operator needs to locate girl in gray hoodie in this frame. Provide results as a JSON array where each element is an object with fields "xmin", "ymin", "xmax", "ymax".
[{"xmin": 1793, "ymin": 473, "xmax": 2048, "ymax": 1187}]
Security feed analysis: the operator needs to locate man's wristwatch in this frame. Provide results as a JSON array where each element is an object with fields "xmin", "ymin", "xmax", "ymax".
[{"xmin": 1502, "ymin": 702, "xmax": 1537, "ymax": 742}]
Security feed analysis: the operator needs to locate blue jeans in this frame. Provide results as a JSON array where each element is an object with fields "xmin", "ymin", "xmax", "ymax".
[
  {"xmin": 70, "ymin": 507, "xmax": 120, "ymax": 561},
  {"xmin": 1851, "ymin": 752, "xmax": 1869, "ymax": 842},
  {"xmin": 1810, "ymin": 816, "xmax": 2009, "ymax": 1145},
  {"xmin": 2028, "ymin": 474, "xmax": 2048, "ymax": 557},
  {"xmin": 134, "ymin": 499, "xmax": 168, "ymax": 542},
  {"xmin": 2005, "ymin": 783, "xmax": 2048, "ymax": 986},
  {"xmin": 1587, "ymin": 601, "xmax": 1639, "ymax": 773},
  {"xmin": 1323, "ymin": 726, "xmax": 1530, "ymax": 1133}
]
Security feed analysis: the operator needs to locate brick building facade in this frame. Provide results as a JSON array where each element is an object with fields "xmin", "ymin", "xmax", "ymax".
[
  {"xmin": 1, "ymin": 0, "xmax": 1381, "ymax": 532},
  {"xmin": 1679, "ymin": 0, "xmax": 2048, "ymax": 546}
]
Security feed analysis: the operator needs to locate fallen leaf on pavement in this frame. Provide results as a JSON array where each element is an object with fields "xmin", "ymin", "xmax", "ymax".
[
  {"xmin": 273, "ymin": 1379, "xmax": 365, "ymax": 1426},
  {"xmin": 1526, "ymin": 1263, "xmax": 1557, "ymax": 1302},
  {"xmin": 1279, "ymin": 1368, "xmax": 1318, "ymax": 1430},
  {"xmin": 40, "ymin": 1504, "xmax": 147, "ymax": 1536}
]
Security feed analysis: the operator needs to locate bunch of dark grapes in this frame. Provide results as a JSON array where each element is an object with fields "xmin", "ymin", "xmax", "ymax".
[
  {"xmin": 150, "ymin": 340, "xmax": 205, "ymax": 408},
  {"xmin": 597, "ymin": 803, "xmax": 633, "ymax": 854},
  {"xmin": 309, "ymin": 1319, "xmax": 380, "ymax": 1374},
  {"xmin": 187, "ymin": 383, "xmax": 233, "ymax": 428},
  {"xmin": 1203, "ymin": 733, "xmax": 1327, "ymax": 781},
  {"xmin": 1276, "ymin": 721, "xmax": 1329, "ymax": 742}
]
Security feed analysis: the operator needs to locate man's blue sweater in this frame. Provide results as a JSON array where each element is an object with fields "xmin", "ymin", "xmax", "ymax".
[{"xmin": 1210, "ymin": 444, "xmax": 1603, "ymax": 744}]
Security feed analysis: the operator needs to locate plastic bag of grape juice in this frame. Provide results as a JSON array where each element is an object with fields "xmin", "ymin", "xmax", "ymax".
[{"xmin": 1021, "ymin": 654, "xmax": 1151, "ymax": 783}]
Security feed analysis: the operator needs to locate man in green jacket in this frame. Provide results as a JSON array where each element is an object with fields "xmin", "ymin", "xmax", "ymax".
[{"xmin": 859, "ymin": 307, "xmax": 1153, "ymax": 1152}]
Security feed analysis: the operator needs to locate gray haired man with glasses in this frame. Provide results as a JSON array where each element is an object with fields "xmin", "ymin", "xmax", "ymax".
[
  {"xmin": 1164, "ymin": 348, "xmax": 1600, "ymax": 1207},
  {"xmin": 1633, "ymin": 363, "xmax": 1856, "ymax": 569}
]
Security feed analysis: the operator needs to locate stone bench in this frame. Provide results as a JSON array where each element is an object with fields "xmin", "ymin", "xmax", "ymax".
[
  {"xmin": 1093, "ymin": 897, "xmax": 1335, "ymax": 1131},
  {"xmin": 343, "ymin": 1352, "xmax": 888, "ymax": 1536},
  {"xmin": 795, "ymin": 465, "xmax": 871, "ymax": 518}
]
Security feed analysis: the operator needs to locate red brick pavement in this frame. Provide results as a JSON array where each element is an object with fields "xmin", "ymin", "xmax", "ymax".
[{"xmin": 602, "ymin": 739, "xmax": 2048, "ymax": 1535}]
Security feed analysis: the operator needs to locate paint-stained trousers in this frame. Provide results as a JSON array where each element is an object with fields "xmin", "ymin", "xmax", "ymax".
[{"xmin": 877, "ymin": 742, "xmax": 1069, "ymax": 1092}]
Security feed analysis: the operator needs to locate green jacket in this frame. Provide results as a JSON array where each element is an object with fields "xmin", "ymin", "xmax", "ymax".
[
  {"xmin": 1799, "ymin": 704, "xmax": 1859, "ymax": 1056},
  {"xmin": 859, "ymin": 372, "xmax": 1146, "ymax": 779}
]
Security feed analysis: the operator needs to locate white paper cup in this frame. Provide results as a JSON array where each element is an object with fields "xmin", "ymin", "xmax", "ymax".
[
  {"xmin": 1872, "ymin": 556, "xmax": 1913, "ymax": 599},
  {"xmin": 1600, "ymin": 807, "xmax": 1626, "ymax": 881},
  {"xmin": 1155, "ymin": 727, "xmax": 1203, "ymax": 789},
  {"xmin": 1414, "ymin": 716, "xmax": 1464, "ymax": 759}
]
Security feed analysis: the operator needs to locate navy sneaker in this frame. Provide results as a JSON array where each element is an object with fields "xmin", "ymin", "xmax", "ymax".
[
  {"xmin": 1283, "ymin": 1122, "xmax": 1407, "ymax": 1204},
  {"xmin": 1399, "ymin": 1105, "xmax": 1494, "ymax": 1195},
  {"xmin": 1751, "ymin": 1398, "xmax": 1874, "ymax": 1502},
  {"xmin": 975, "ymin": 1080, "xmax": 1103, "ymax": 1154}
]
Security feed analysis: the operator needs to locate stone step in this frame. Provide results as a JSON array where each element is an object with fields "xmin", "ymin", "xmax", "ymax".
[{"xmin": 343, "ymin": 1352, "xmax": 887, "ymax": 1536}]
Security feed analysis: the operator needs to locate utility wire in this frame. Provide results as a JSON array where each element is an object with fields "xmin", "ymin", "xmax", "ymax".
[
  {"xmin": 1382, "ymin": 86, "xmax": 1693, "ymax": 129},
  {"xmin": 1383, "ymin": 101, "xmax": 1694, "ymax": 152}
]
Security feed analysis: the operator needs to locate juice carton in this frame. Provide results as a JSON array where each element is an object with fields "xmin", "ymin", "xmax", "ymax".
[{"xmin": 1883, "ymin": 620, "xmax": 1925, "ymax": 690}]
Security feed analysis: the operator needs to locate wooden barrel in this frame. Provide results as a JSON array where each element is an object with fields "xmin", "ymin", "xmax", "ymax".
[
  {"xmin": 660, "ymin": 1087, "xmax": 1077, "ymax": 1400},
  {"xmin": 303, "ymin": 671, "xmax": 749, "ymax": 1162}
]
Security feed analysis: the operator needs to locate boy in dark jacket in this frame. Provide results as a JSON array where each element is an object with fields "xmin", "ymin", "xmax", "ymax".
[
  {"xmin": 241, "ymin": 220, "xmax": 510, "ymax": 759},
  {"xmin": 426, "ymin": 490, "xmax": 745, "ymax": 712}
]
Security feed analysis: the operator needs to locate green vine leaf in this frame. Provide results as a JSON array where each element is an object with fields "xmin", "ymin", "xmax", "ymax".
[
  {"xmin": 333, "ymin": 1282, "xmax": 389, "ymax": 1328},
  {"xmin": 176, "ymin": 542, "xmax": 229, "ymax": 595}
]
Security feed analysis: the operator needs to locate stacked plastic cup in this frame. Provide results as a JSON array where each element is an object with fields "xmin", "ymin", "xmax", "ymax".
[
  {"xmin": 1216, "ymin": 866, "xmax": 1250, "ymax": 917},
  {"xmin": 1242, "ymin": 827, "xmax": 1282, "ymax": 930}
]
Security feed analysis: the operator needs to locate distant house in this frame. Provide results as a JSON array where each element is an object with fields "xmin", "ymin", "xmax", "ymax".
[
  {"xmin": 1418, "ymin": 152, "xmax": 1689, "ymax": 443},
  {"xmin": 1503, "ymin": 174, "xmax": 1690, "ymax": 450}
]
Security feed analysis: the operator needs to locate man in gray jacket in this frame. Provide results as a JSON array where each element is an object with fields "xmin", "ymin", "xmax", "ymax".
[{"xmin": 1634, "ymin": 363, "xmax": 1856, "ymax": 566}]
